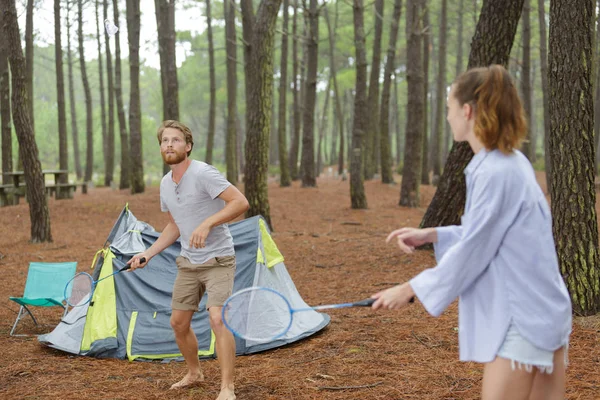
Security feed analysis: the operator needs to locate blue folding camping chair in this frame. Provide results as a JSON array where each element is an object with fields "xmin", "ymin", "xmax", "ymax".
[{"xmin": 9, "ymin": 261, "xmax": 77, "ymax": 336}]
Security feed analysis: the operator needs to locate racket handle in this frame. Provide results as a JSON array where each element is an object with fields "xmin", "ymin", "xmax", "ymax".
[
  {"xmin": 354, "ymin": 298, "xmax": 376, "ymax": 307},
  {"xmin": 121, "ymin": 256, "xmax": 146, "ymax": 272},
  {"xmin": 409, "ymin": 296, "xmax": 415, "ymax": 303}
]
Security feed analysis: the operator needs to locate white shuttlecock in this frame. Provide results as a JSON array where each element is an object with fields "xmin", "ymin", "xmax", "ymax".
[{"xmin": 104, "ymin": 19, "xmax": 119, "ymax": 36}]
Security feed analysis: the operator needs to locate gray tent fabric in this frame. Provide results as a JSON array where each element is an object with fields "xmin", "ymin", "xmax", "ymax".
[{"xmin": 39, "ymin": 207, "xmax": 330, "ymax": 360}]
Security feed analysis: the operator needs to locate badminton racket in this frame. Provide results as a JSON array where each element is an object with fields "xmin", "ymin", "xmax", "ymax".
[
  {"xmin": 63, "ymin": 257, "xmax": 145, "ymax": 307},
  {"xmin": 222, "ymin": 286, "xmax": 412, "ymax": 342}
]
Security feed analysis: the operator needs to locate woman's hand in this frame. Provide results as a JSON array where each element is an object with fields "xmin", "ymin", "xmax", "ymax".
[
  {"xmin": 385, "ymin": 227, "xmax": 436, "ymax": 254},
  {"xmin": 371, "ymin": 282, "xmax": 416, "ymax": 310}
]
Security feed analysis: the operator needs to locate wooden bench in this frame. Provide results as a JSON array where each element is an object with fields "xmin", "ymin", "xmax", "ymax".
[
  {"xmin": 0, "ymin": 184, "xmax": 25, "ymax": 206},
  {"xmin": 45, "ymin": 182, "xmax": 88, "ymax": 199}
]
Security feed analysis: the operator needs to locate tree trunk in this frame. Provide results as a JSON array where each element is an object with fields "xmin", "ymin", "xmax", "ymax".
[
  {"xmin": 364, "ymin": 0, "xmax": 384, "ymax": 180},
  {"xmin": 104, "ymin": 0, "xmax": 115, "ymax": 187},
  {"xmin": 288, "ymin": 1, "xmax": 301, "ymax": 180},
  {"xmin": 0, "ymin": 8, "xmax": 12, "ymax": 183},
  {"xmin": 127, "ymin": 0, "xmax": 144, "ymax": 194},
  {"xmin": 241, "ymin": 0, "xmax": 282, "ymax": 228},
  {"xmin": 395, "ymin": 73, "xmax": 403, "ymax": 166},
  {"xmin": 520, "ymin": 0, "xmax": 533, "ymax": 160},
  {"xmin": 66, "ymin": 1, "xmax": 82, "ymax": 180},
  {"xmin": 204, "ymin": 0, "xmax": 216, "ymax": 164},
  {"xmin": 316, "ymin": 82, "xmax": 330, "ymax": 178},
  {"xmin": 445, "ymin": 0, "xmax": 464, "ymax": 165},
  {"xmin": 420, "ymin": 3, "xmax": 430, "ymax": 185},
  {"xmin": 225, "ymin": 0, "xmax": 239, "ymax": 184},
  {"xmin": 432, "ymin": 0, "xmax": 447, "ymax": 182},
  {"xmin": 420, "ymin": 0, "xmax": 524, "ymax": 228},
  {"xmin": 324, "ymin": 5, "xmax": 345, "ymax": 177},
  {"xmin": 95, "ymin": 0, "xmax": 107, "ymax": 187},
  {"xmin": 111, "ymin": 0, "xmax": 129, "ymax": 189},
  {"xmin": 278, "ymin": 0, "xmax": 291, "ymax": 187},
  {"xmin": 593, "ymin": 0, "xmax": 600, "ymax": 175},
  {"xmin": 300, "ymin": 0, "xmax": 319, "ymax": 188},
  {"xmin": 350, "ymin": 0, "xmax": 368, "ymax": 209},
  {"xmin": 548, "ymin": 0, "xmax": 600, "ymax": 315},
  {"xmin": 2, "ymin": 0, "xmax": 52, "ymax": 242},
  {"xmin": 25, "ymin": 0, "xmax": 34, "ymax": 137},
  {"xmin": 55, "ymin": 0, "xmax": 68, "ymax": 195},
  {"xmin": 400, "ymin": 0, "xmax": 425, "ymax": 207},
  {"xmin": 78, "ymin": 0, "xmax": 94, "ymax": 183},
  {"xmin": 380, "ymin": 0, "xmax": 402, "ymax": 184}
]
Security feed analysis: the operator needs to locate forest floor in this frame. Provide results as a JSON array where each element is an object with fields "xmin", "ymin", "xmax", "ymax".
[{"xmin": 0, "ymin": 171, "xmax": 598, "ymax": 400}]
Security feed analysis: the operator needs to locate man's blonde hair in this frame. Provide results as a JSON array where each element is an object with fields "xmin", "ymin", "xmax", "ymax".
[{"xmin": 157, "ymin": 120, "xmax": 194, "ymax": 156}]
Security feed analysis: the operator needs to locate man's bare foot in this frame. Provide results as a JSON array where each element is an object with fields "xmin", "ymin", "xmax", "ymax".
[
  {"xmin": 170, "ymin": 371, "xmax": 205, "ymax": 390},
  {"xmin": 216, "ymin": 385, "xmax": 235, "ymax": 400}
]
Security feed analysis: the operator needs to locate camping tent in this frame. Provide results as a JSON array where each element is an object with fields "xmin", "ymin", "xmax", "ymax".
[{"xmin": 38, "ymin": 205, "xmax": 330, "ymax": 361}]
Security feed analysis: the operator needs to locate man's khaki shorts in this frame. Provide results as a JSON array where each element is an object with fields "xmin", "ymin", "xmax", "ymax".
[{"xmin": 172, "ymin": 255, "xmax": 236, "ymax": 311}]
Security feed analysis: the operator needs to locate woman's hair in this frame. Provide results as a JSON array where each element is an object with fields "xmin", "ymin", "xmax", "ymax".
[
  {"xmin": 452, "ymin": 65, "xmax": 527, "ymax": 154},
  {"xmin": 156, "ymin": 120, "xmax": 194, "ymax": 156}
]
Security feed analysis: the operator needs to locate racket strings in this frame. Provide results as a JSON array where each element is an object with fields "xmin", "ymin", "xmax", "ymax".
[
  {"xmin": 65, "ymin": 274, "xmax": 93, "ymax": 307},
  {"xmin": 223, "ymin": 288, "xmax": 293, "ymax": 342}
]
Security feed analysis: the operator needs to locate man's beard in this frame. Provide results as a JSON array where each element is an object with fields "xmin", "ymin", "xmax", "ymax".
[{"xmin": 161, "ymin": 150, "xmax": 187, "ymax": 165}]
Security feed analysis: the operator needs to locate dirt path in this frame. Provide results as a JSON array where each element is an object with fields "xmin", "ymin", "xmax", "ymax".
[{"xmin": 0, "ymin": 175, "xmax": 598, "ymax": 399}]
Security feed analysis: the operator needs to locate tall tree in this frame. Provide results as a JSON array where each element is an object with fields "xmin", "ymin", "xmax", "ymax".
[
  {"xmin": 224, "ymin": 0, "xmax": 238, "ymax": 184},
  {"xmin": 380, "ymin": 0, "xmax": 403, "ymax": 184},
  {"xmin": 95, "ymin": 0, "xmax": 107, "ymax": 186},
  {"xmin": 204, "ymin": 0, "xmax": 216, "ymax": 164},
  {"xmin": 127, "ymin": 0, "xmax": 144, "ymax": 194},
  {"xmin": 0, "ymin": 8, "xmax": 12, "ymax": 184},
  {"xmin": 420, "ymin": 3, "xmax": 430, "ymax": 185},
  {"xmin": 155, "ymin": 0, "xmax": 179, "ymax": 176},
  {"xmin": 66, "ymin": 0, "xmax": 82, "ymax": 180},
  {"xmin": 55, "ymin": 0, "xmax": 68, "ymax": 195},
  {"xmin": 277, "ymin": 0, "xmax": 291, "ymax": 187},
  {"xmin": 288, "ymin": 1, "xmax": 301, "ymax": 180},
  {"xmin": 104, "ymin": 0, "xmax": 115, "ymax": 186},
  {"xmin": 364, "ymin": 0, "xmax": 384, "ymax": 179},
  {"xmin": 400, "ymin": 0, "xmax": 424, "ymax": 207},
  {"xmin": 520, "ymin": 0, "xmax": 533, "ymax": 160},
  {"xmin": 421, "ymin": 0, "xmax": 525, "ymax": 228},
  {"xmin": 240, "ymin": 0, "xmax": 283, "ymax": 228},
  {"xmin": 25, "ymin": 0, "xmax": 34, "ymax": 136},
  {"xmin": 300, "ymin": 0, "xmax": 319, "ymax": 187},
  {"xmin": 445, "ymin": 0, "xmax": 465, "ymax": 162},
  {"xmin": 78, "ymin": 0, "xmax": 94, "ymax": 183},
  {"xmin": 432, "ymin": 0, "xmax": 447, "ymax": 182},
  {"xmin": 350, "ymin": 0, "xmax": 368, "ymax": 209},
  {"xmin": 113, "ymin": 0, "xmax": 130, "ymax": 189},
  {"xmin": 1, "ymin": 0, "xmax": 52, "ymax": 242},
  {"xmin": 323, "ymin": 5, "xmax": 345, "ymax": 176},
  {"xmin": 549, "ymin": 0, "xmax": 600, "ymax": 314}
]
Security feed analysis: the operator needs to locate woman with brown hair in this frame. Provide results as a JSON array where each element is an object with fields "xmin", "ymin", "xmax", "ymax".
[{"xmin": 371, "ymin": 65, "xmax": 572, "ymax": 400}]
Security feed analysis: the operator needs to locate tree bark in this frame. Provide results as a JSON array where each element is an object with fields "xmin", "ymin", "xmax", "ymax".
[
  {"xmin": 241, "ymin": 0, "xmax": 282, "ymax": 228},
  {"xmin": 25, "ymin": 0, "xmax": 34, "ymax": 137},
  {"xmin": 127, "ymin": 0, "xmax": 144, "ymax": 194},
  {"xmin": 66, "ymin": 0, "xmax": 82, "ymax": 180},
  {"xmin": 420, "ymin": 0, "xmax": 524, "ymax": 228},
  {"xmin": 224, "ymin": 0, "xmax": 239, "ymax": 184},
  {"xmin": 288, "ymin": 1, "xmax": 301, "ymax": 181},
  {"xmin": 432, "ymin": 0, "xmax": 447, "ymax": 182},
  {"xmin": 549, "ymin": 0, "xmax": 600, "ymax": 315},
  {"xmin": 95, "ymin": 0, "xmax": 107, "ymax": 187},
  {"xmin": 112, "ymin": 0, "xmax": 129, "ymax": 189},
  {"xmin": 520, "ymin": 0, "xmax": 533, "ymax": 161},
  {"xmin": 204, "ymin": 0, "xmax": 216, "ymax": 164},
  {"xmin": 300, "ymin": 0, "xmax": 319, "ymax": 187},
  {"xmin": 380, "ymin": 0, "xmax": 402, "ymax": 184},
  {"xmin": 420, "ymin": 3, "xmax": 430, "ymax": 185},
  {"xmin": 278, "ymin": 0, "xmax": 291, "ymax": 187},
  {"xmin": 364, "ymin": 0, "xmax": 384, "ymax": 180},
  {"xmin": 78, "ymin": 0, "xmax": 94, "ymax": 183},
  {"xmin": 400, "ymin": 0, "xmax": 424, "ymax": 207},
  {"xmin": 55, "ymin": 0, "xmax": 68, "ymax": 194},
  {"xmin": 350, "ymin": 0, "xmax": 368, "ymax": 209},
  {"xmin": 0, "ymin": 7, "xmax": 12, "ymax": 184},
  {"xmin": 1, "ymin": 0, "xmax": 52, "ymax": 242},
  {"xmin": 104, "ymin": 0, "xmax": 115, "ymax": 186}
]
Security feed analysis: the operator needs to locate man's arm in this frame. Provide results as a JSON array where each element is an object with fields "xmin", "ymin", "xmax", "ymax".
[
  {"xmin": 189, "ymin": 185, "xmax": 249, "ymax": 249},
  {"xmin": 128, "ymin": 212, "xmax": 180, "ymax": 269}
]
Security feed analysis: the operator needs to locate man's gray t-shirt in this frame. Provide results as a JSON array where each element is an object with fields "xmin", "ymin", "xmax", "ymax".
[{"xmin": 160, "ymin": 160, "xmax": 234, "ymax": 264}]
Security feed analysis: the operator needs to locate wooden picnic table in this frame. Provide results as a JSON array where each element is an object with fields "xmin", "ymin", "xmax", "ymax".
[{"xmin": 0, "ymin": 170, "xmax": 86, "ymax": 206}]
